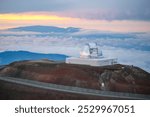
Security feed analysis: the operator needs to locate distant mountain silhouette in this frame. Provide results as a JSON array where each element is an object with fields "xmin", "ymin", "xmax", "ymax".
[
  {"xmin": 8, "ymin": 25, "xmax": 80, "ymax": 33},
  {"xmin": 0, "ymin": 51, "xmax": 68, "ymax": 65}
]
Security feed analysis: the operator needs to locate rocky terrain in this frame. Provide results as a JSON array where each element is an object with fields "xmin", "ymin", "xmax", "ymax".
[{"xmin": 0, "ymin": 59, "xmax": 150, "ymax": 99}]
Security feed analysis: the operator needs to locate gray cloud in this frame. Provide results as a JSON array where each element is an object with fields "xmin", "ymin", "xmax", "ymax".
[
  {"xmin": 0, "ymin": 0, "xmax": 150, "ymax": 21},
  {"xmin": 0, "ymin": 0, "xmax": 71, "ymax": 13}
]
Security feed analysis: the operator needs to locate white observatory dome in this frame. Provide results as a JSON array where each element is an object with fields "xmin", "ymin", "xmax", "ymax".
[
  {"xmin": 80, "ymin": 42, "xmax": 103, "ymax": 58},
  {"xmin": 66, "ymin": 42, "xmax": 117, "ymax": 66}
]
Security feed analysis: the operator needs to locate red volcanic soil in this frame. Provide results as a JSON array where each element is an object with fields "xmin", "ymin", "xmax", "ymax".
[{"xmin": 0, "ymin": 60, "xmax": 150, "ymax": 99}]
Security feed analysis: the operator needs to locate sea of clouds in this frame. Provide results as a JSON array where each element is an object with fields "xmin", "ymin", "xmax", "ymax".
[{"xmin": 0, "ymin": 29, "xmax": 150, "ymax": 72}]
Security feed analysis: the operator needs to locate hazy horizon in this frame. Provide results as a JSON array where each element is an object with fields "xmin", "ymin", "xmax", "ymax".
[{"xmin": 0, "ymin": 0, "xmax": 150, "ymax": 32}]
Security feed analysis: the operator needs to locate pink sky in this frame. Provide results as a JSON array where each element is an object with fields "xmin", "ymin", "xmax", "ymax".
[{"xmin": 0, "ymin": 12, "xmax": 150, "ymax": 32}]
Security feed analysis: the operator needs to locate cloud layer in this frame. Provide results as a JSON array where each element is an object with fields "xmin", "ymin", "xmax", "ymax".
[
  {"xmin": 0, "ymin": 28, "xmax": 150, "ymax": 72},
  {"xmin": 0, "ymin": 0, "xmax": 150, "ymax": 21}
]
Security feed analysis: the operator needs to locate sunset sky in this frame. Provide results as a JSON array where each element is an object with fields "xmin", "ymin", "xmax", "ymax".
[{"xmin": 0, "ymin": 0, "xmax": 150, "ymax": 32}]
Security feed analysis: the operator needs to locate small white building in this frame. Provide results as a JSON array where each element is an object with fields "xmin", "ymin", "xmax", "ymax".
[{"xmin": 66, "ymin": 43, "xmax": 117, "ymax": 66}]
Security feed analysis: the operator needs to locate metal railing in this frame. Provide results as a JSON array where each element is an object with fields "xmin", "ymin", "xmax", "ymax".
[{"xmin": 0, "ymin": 76, "xmax": 150, "ymax": 99}]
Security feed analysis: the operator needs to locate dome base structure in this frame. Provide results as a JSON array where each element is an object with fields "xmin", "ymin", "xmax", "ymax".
[{"xmin": 66, "ymin": 57, "xmax": 117, "ymax": 66}]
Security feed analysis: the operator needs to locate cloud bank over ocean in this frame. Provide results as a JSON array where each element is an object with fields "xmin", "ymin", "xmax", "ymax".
[{"xmin": 0, "ymin": 26, "xmax": 150, "ymax": 72}]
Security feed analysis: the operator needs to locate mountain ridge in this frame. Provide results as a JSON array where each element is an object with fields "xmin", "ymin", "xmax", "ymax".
[
  {"xmin": 7, "ymin": 25, "xmax": 80, "ymax": 33},
  {"xmin": 0, "ymin": 59, "xmax": 150, "ymax": 99},
  {"xmin": 0, "ymin": 51, "xmax": 68, "ymax": 65}
]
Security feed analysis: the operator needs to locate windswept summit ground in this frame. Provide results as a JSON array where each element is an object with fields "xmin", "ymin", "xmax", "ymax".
[{"xmin": 0, "ymin": 60, "xmax": 150, "ymax": 99}]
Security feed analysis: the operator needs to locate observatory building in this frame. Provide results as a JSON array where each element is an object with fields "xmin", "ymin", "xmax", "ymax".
[{"xmin": 66, "ymin": 43, "xmax": 117, "ymax": 66}]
